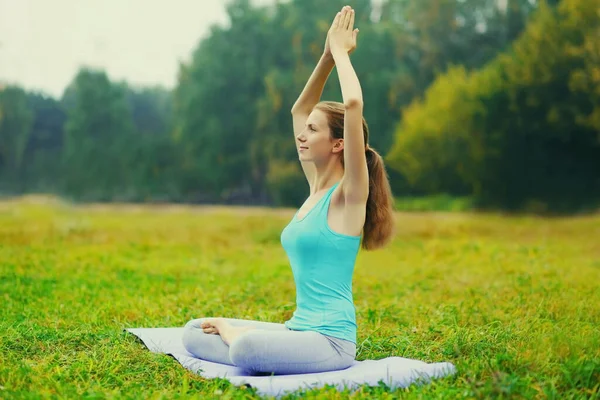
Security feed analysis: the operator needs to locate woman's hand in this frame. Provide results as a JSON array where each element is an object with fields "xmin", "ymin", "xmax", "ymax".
[
  {"xmin": 328, "ymin": 5, "xmax": 359, "ymax": 57},
  {"xmin": 323, "ymin": 29, "xmax": 332, "ymax": 58}
]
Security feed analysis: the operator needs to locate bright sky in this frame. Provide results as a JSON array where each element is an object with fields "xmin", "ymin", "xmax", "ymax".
[{"xmin": 0, "ymin": 0, "xmax": 274, "ymax": 98}]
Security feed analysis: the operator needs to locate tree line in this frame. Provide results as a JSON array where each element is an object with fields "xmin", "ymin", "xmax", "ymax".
[{"xmin": 0, "ymin": 0, "xmax": 597, "ymax": 212}]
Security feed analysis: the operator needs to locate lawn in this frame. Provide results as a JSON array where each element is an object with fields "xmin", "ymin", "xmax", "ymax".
[{"xmin": 1, "ymin": 196, "xmax": 599, "ymax": 399}]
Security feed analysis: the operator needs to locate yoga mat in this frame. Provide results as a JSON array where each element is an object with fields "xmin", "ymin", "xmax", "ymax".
[{"xmin": 125, "ymin": 327, "xmax": 457, "ymax": 397}]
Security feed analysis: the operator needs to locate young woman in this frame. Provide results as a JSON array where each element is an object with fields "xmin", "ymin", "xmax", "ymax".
[{"xmin": 182, "ymin": 5, "xmax": 395, "ymax": 375}]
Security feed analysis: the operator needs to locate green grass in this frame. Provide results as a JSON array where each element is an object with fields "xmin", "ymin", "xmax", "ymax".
[
  {"xmin": 395, "ymin": 194, "xmax": 474, "ymax": 212},
  {"xmin": 1, "ymin": 195, "xmax": 599, "ymax": 399}
]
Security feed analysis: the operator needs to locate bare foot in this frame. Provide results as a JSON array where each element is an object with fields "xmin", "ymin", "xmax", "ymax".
[
  {"xmin": 201, "ymin": 318, "xmax": 256, "ymax": 345},
  {"xmin": 201, "ymin": 319, "xmax": 220, "ymax": 334}
]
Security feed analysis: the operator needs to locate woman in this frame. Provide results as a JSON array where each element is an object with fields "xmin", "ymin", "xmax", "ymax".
[{"xmin": 182, "ymin": 5, "xmax": 395, "ymax": 375}]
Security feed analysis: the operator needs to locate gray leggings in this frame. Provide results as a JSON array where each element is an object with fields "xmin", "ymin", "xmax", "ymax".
[{"xmin": 181, "ymin": 318, "xmax": 356, "ymax": 375}]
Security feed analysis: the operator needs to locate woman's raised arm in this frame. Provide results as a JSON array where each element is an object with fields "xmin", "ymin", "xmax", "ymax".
[
  {"xmin": 290, "ymin": 14, "xmax": 338, "ymax": 185},
  {"xmin": 329, "ymin": 6, "xmax": 368, "ymax": 204}
]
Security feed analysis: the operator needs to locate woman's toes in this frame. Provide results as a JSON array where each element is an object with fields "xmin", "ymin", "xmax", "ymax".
[{"xmin": 200, "ymin": 318, "xmax": 224, "ymax": 334}]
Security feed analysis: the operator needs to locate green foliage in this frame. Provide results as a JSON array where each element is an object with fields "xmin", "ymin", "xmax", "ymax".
[
  {"xmin": 58, "ymin": 70, "xmax": 178, "ymax": 202},
  {"xmin": 174, "ymin": 0, "xmax": 267, "ymax": 199},
  {"xmin": 394, "ymin": 194, "xmax": 474, "ymax": 212},
  {"xmin": 0, "ymin": 86, "xmax": 33, "ymax": 188},
  {"xmin": 1, "ymin": 200, "xmax": 599, "ymax": 398},
  {"xmin": 265, "ymin": 160, "xmax": 308, "ymax": 207},
  {"xmin": 172, "ymin": 0, "xmax": 531, "ymax": 204},
  {"xmin": 127, "ymin": 86, "xmax": 173, "ymax": 137},
  {"xmin": 20, "ymin": 92, "xmax": 67, "ymax": 193},
  {"xmin": 387, "ymin": 0, "xmax": 600, "ymax": 212},
  {"xmin": 387, "ymin": 65, "xmax": 501, "ymax": 195},
  {"xmin": 479, "ymin": 0, "xmax": 600, "ymax": 211},
  {"xmin": 62, "ymin": 68, "xmax": 136, "ymax": 199}
]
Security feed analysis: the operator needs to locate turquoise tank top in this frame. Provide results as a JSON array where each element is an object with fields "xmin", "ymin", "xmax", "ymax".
[{"xmin": 280, "ymin": 182, "xmax": 361, "ymax": 344}]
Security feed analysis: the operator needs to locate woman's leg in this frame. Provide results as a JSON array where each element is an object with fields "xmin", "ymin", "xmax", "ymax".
[
  {"xmin": 181, "ymin": 317, "xmax": 288, "ymax": 365},
  {"xmin": 229, "ymin": 329, "xmax": 356, "ymax": 375}
]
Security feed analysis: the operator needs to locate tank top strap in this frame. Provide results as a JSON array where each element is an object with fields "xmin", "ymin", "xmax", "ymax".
[{"xmin": 316, "ymin": 181, "xmax": 340, "ymax": 217}]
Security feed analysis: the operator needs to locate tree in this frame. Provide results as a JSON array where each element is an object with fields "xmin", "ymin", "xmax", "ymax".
[
  {"xmin": 0, "ymin": 85, "xmax": 33, "ymax": 190},
  {"xmin": 24, "ymin": 92, "xmax": 67, "ymax": 191},
  {"xmin": 386, "ymin": 0, "xmax": 600, "ymax": 212},
  {"xmin": 126, "ymin": 86, "xmax": 173, "ymax": 137},
  {"xmin": 62, "ymin": 68, "xmax": 135, "ymax": 199},
  {"xmin": 124, "ymin": 85, "xmax": 179, "ymax": 201}
]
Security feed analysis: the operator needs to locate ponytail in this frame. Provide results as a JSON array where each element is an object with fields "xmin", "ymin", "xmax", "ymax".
[{"xmin": 363, "ymin": 145, "xmax": 395, "ymax": 250}]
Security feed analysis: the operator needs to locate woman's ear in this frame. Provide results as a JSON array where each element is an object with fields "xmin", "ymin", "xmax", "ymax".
[{"xmin": 332, "ymin": 138, "xmax": 344, "ymax": 154}]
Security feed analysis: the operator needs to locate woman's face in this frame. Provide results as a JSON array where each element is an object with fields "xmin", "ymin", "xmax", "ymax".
[{"xmin": 296, "ymin": 109, "xmax": 342, "ymax": 163}]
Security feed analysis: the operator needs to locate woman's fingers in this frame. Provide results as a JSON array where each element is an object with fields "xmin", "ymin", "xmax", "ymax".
[
  {"xmin": 340, "ymin": 5, "xmax": 354, "ymax": 31},
  {"xmin": 342, "ymin": 6, "xmax": 350, "ymax": 29},
  {"xmin": 333, "ymin": 6, "xmax": 355, "ymax": 32},
  {"xmin": 332, "ymin": 11, "xmax": 341, "ymax": 29}
]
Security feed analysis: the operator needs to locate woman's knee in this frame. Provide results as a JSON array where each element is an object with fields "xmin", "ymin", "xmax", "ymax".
[
  {"xmin": 181, "ymin": 318, "xmax": 207, "ymax": 353},
  {"xmin": 183, "ymin": 318, "xmax": 205, "ymax": 331},
  {"xmin": 229, "ymin": 331, "xmax": 262, "ymax": 371}
]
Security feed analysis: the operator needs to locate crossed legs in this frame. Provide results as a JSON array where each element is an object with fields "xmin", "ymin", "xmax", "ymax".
[{"xmin": 181, "ymin": 317, "xmax": 355, "ymax": 375}]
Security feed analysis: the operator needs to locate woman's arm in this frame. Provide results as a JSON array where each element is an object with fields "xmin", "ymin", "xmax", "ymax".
[
  {"xmin": 290, "ymin": 54, "xmax": 334, "ymax": 115},
  {"xmin": 330, "ymin": 6, "xmax": 369, "ymax": 203},
  {"xmin": 291, "ymin": 14, "xmax": 338, "ymax": 185},
  {"xmin": 291, "ymin": 53, "xmax": 334, "ymax": 186},
  {"xmin": 291, "ymin": 11, "xmax": 338, "ymax": 114}
]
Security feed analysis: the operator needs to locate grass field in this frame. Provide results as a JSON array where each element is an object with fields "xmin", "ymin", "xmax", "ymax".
[{"xmin": 1, "ymin": 196, "xmax": 599, "ymax": 399}]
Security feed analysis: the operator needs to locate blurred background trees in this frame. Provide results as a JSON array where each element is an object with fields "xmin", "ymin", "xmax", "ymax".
[{"xmin": 0, "ymin": 0, "xmax": 598, "ymax": 212}]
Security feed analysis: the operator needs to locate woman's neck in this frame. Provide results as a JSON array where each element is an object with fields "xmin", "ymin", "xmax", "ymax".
[{"xmin": 312, "ymin": 156, "xmax": 344, "ymax": 193}]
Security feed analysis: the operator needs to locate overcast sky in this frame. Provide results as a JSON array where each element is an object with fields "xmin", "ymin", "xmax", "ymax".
[{"xmin": 0, "ymin": 0, "xmax": 274, "ymax": 98}]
